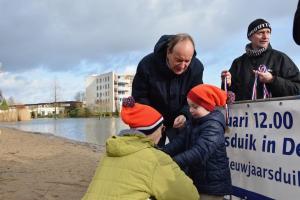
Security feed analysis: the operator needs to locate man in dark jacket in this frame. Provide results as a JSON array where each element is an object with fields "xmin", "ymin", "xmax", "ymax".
[
  {"xmin": 132, "ymin": 33, "xmax": 204, "ymax": 145},
  {"xmin": 221, "ymin": 18, "xmax": 300, "ymax": 101},
  {"xmin": 294, "ymin": 0, "xmax": 300, "ymax": 45}
]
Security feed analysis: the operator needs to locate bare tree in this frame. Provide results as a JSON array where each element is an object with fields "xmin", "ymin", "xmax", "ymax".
[
  {"xmin": 7, "ymin": 96, "xmax": 15, "ymax": 105},
  {"xmin": 0, "ymin": 64, "xmax": 3, "ymax": 104},
  {"xmin": 0, "ymin": 90, "xmax": 4, "ymax": 104},
  {"xmin": 53, "ymin": 79, "xmax": 60, "ymax": 119}
]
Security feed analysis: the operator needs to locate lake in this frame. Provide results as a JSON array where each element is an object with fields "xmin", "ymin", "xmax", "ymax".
[{"xmin": 0, "ymin": 117, "xmax": 128, "ymax": 145}]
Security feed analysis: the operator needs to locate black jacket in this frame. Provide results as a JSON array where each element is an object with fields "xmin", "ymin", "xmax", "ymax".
[
  {"xmin": 132, "ymin": 35, "xmax": 204, "ymax": 127},
  {"xmin": 163, "ymin": 110, "xmax": 232, "ymax": 195},
  {"xmin": 228, "ymin": 45, "xmax": 300, "ymax": 101},
  {"xmin": 294, "ymin": 0, "xmax": 300, "ymax": 45}
]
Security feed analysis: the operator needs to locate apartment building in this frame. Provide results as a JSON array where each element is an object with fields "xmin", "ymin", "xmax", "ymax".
[{"xmin": 85, "ymin": 71, "xmax": 134, "ymax": 113}]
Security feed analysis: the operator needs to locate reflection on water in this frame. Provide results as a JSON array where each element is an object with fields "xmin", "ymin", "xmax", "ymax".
[{"xmin": 0, "ymin": 118, "xmax": 128, "ymax": 145}]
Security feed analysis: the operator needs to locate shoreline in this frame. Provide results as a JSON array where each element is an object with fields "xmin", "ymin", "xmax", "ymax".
[{"xmin": 0, "ymin": 127, "xmax": 104, "ymax": 200}]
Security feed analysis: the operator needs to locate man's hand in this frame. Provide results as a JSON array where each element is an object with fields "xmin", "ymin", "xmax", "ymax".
[
  {"xmin": 253, "ymin": 70, "xmax": 274, "ymax": 83},
  {"xmin": 173, "ymin": 115, "xmax": 186, "ymax": 128},
  {"xmin": 221, "ymin": 70, "xmax": 232, "ymax": 86}
]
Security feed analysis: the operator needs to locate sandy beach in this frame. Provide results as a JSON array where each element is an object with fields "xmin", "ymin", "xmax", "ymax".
[{"xmin": 0, "ymin": 127, "xmax": 104, "ymax": 200}]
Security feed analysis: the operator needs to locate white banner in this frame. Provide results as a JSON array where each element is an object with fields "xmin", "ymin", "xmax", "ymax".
[{"xmin": 225, "ymin": 99, "xmax": 300, "ymax": 200}]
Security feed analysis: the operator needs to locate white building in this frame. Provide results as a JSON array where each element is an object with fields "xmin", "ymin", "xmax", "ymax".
[
  {"xmin": 85, "ymin": 71, "xmax": 134, "ymax": 113},
  {"xmin": 21, "ymin": 101, "xmax": 83, "ymax": 117}
]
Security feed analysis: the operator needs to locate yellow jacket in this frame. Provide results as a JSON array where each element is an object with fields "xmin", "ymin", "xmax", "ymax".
[{"xmin": 82, "ymin": 132, "xmax": 199, "ymax": 200}]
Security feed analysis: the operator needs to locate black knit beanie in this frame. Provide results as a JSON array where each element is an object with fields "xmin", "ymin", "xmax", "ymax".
[{"xmin": 247, "ymin": 18, "xmax": 271, "ymax": 38}]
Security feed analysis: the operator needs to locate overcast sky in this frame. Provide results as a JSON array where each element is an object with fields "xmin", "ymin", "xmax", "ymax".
[{"xmin": 0, "ymin": 0, "xmax": 299, "ymax": 104}]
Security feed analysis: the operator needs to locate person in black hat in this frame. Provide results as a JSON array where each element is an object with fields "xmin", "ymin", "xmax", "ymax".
[
  {"xmin": 221, "ymin": 18, "xmax": 300, "ymax": 101},
  {"xmin": 294, "ymin": 0, "xmax": 300, "ymax": 45}
]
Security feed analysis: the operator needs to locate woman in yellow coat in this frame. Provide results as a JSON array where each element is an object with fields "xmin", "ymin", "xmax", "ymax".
[{"xmin": 82, "ymin": 97, "xmax": 199, "ymax": 200}]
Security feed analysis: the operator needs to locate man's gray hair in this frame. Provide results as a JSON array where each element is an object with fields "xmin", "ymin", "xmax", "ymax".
[{"xmin": 167, "ymin": 33, "xmax": 195, "ymax": 53}]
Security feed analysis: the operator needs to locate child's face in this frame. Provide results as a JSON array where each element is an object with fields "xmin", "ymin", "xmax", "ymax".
[
  {"xmin": 187, "ymin": 98, "xmax": 210, "ymax": 118},
  {"xmin": 150, "ymin": 124, "xmax": 165, "ymax": 144}
]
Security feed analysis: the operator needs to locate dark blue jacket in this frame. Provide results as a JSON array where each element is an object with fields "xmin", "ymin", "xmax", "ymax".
[
  {"xmin": 163, "ymin": 110, "xmax": 232, "ymax": 195},
  {"xmin": 132, "ymin": 35, "xmax": 204, "ymax": 127},
  {"xmin": 294, "ymin": 0, "xmax": 300, "ymax": 45}
]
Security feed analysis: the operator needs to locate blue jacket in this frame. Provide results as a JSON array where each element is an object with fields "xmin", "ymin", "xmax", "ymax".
[
  {"xmin": 132, "ymin": 35, "xmax": 204, "ymax": 127},
  {"xmin": 163, "ymin": 110, "xmax": 232, "ymax": 195},
  {"xmin": 294, "ymin": 0, "xmax": 300, "ymax": 45}
]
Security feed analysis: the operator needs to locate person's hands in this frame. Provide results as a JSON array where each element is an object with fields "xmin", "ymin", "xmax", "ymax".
[
  {"xmin": 173, "ymin": 115, "xmax": 186, "ymax": 128},
  {"xmin": 253, "ymin": 70, "xmax": 274, "ymax": 83},
  {"xmin": 221, "ymin": 70, "xmax": 232, "ymax": 86}
]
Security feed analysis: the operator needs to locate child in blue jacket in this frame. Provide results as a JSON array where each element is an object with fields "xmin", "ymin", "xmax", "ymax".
[{"xmin": 163, "ymin": 84, "xmax": 232, "ymax": 200}]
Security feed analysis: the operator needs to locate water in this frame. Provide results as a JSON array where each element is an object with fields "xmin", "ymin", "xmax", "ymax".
[{"xmin": 0, "ymin": 118, "xmax": 128, "ymax": 145}]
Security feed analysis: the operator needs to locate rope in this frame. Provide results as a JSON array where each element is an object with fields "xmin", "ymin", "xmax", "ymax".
[
  {"xmin": 251, "ymin": 65, "xmax": 272, "ymax": 100},
  {"xmin": 224, "ymin": 77, "xmax": 230, "ymax": 126}
]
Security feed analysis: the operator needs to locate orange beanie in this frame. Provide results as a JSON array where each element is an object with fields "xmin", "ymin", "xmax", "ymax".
[
  {"xmin": 187, "ymin": 84, "xmax": 227, "ymax": 111},
  {"xmin": 121, "ymin": 96, "xmax": 163, "ymax": 135}
]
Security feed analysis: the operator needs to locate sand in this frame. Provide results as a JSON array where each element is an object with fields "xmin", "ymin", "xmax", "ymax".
[{"xmin": 0, "ymin": 127, "xmax": 104, "ymax": 200}]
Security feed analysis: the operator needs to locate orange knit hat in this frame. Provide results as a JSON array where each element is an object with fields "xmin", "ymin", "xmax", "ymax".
[
  {"xmin": 187, "ymin": 84, "xmax": 227, "ymax": 111},
  {"xmin": 121, "ymin": 96, "xmax": 163, "ymax": 135}
]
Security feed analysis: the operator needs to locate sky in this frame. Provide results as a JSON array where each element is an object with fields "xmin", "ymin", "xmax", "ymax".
[{"xmin": 0, "ymin": 0, "xmax": 299, "ymax": 104}]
